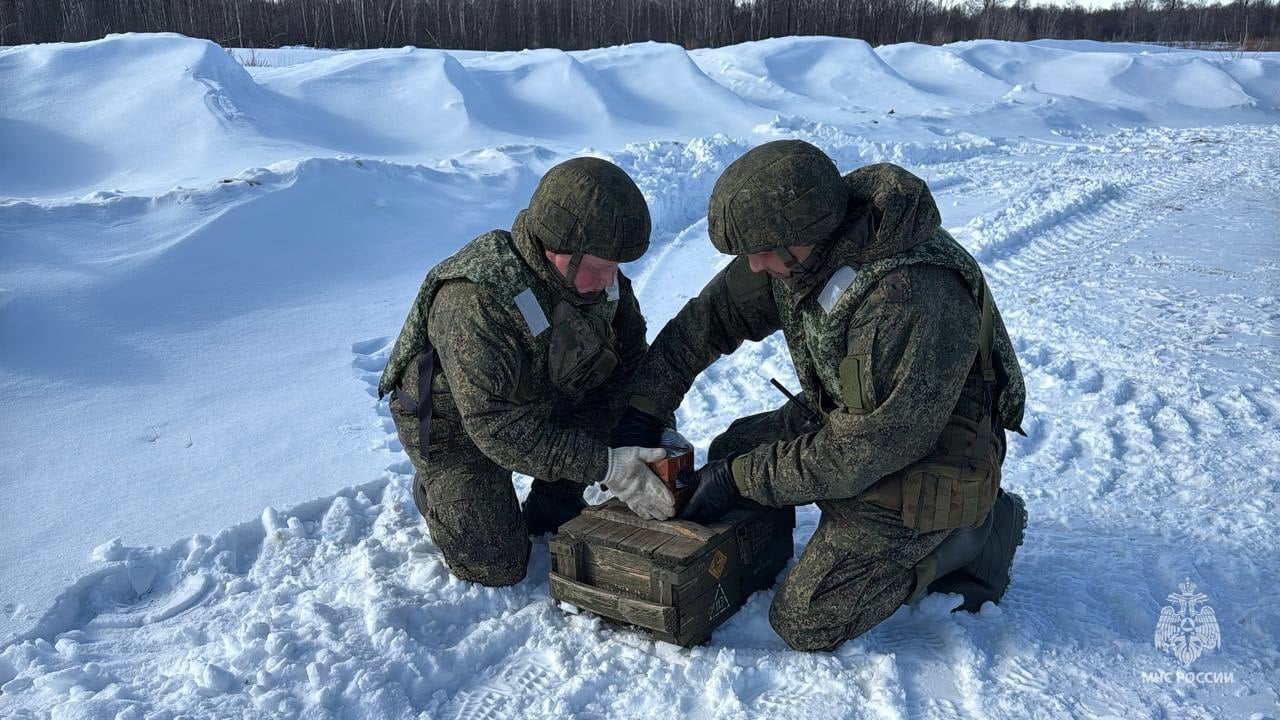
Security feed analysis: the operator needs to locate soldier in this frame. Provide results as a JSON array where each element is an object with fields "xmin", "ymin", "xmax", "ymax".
[
  {"xmin": 608, "ymin": 140, "xmax": 1029, "ymax": 651},
  {"xmin": 379, "ymin": 157, "xmax": 675, "ymax": 587}
]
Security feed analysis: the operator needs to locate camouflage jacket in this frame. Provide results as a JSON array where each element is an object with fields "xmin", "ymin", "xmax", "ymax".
[
  {"xmin": 629, "ymin": 164, "xmax": 1026, "ymax": 506},
  {"xmin": 379, "ymin": 212, "xmax": 650, "ymax": 483}
]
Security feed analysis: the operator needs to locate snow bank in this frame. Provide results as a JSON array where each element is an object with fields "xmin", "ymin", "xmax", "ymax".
[
  {"xmin": 3, "ymin": 33, "xmax": 1276, "ymax": 199},
  {"xmin": 0, "ymin": 34, "xmax": 322, "ymax": 197},
  {"xmin": 0, "ymin": 152, "xmax": 543, "ymax": 657},
  {"xmin": 691, "ymin": 36, "xmax": 942, "ymax": 116}
]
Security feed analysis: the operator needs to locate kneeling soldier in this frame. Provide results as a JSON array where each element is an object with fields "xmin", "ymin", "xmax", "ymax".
[
  {"xmin": 609, "ymin": 140, "xmax": 1029, "ymax": 650},
  {"xmin": 380, "ymin": 157, "xmax": 675, "ymax": 587}
]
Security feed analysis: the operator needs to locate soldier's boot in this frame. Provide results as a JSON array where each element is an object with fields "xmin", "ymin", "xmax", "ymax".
[
  {"xmin": 926, "ymin": 490, "xmax": 1027, "ymax": 612},
  {"xmin": 522, "ymin": 479, "xmax": 587, "ymax": 536},
  {"xmin": 906, "ymin": 503, "xmax": 995, "ymax": 605}
]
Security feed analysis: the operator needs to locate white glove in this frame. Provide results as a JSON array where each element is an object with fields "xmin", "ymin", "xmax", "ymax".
[{"xmin": 603, "ymin": 446, "xmax": 675, "ymax": 520}]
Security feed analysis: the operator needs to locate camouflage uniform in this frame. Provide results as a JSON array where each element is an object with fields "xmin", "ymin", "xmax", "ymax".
[
  {"xmin": 630, "ymin": 147, "xmax": 1026, "ymax": 650},
  {"xmin": 380, "ymin": 158, "xmax": 652, "ymax": 586}
]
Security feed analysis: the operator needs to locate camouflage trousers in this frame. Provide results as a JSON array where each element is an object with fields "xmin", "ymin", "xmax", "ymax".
[
  {"xmin": 709, "ymin": 397, "xmax": 949, "ymax": 651},
  {"xmin": 390, "ymin": 388, "xmax": 587, "ymax": 587}
]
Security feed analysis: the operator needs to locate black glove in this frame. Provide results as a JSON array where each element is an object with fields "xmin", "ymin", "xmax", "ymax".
[
  {"xmin": 677, "ymin": 458, "xmax": 741, "ymax": 524},
  {"xmin": 609, "ymin": 406, "xmax": 663, "ymax": 449}
]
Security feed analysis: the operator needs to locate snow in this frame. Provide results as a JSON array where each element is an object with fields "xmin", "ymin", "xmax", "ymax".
[{"xmin": 2, "ymin": 32, "xmax": 1279, "ymax": 718}]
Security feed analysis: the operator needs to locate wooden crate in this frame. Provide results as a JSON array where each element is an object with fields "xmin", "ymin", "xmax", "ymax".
[{"xmin": 549, "ymin": 499, "xmax": 795, "ymax": 646}]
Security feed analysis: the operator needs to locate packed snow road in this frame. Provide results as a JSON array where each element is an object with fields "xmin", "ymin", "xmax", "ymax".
[{"xmin": 2, "ymin": 33, "xmax": 1279, "ymax": 719}]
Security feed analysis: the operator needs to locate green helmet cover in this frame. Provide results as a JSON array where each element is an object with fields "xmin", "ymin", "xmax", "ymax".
[
  {"xmin": 526, "ymin": 157, "xmax": 651, "ymax": 263},
  {"xmin": 707, "ymin": 140, "xmax": 848, "ymax": 255}
]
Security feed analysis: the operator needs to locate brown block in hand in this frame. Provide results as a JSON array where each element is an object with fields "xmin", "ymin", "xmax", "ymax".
[{"xmin": 648, "ymin": 450, "xmax": 694, "ymax": 515}]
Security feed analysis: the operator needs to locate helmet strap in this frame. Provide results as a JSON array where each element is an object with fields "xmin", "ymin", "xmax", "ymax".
[
  {"xmin": 562, "ymin": 251, "xmax": 584, "ymax": 289},
  {"xmin": 773, "ymin": 245, "xmax": 821, "ymax": 275},
  {"xmin": 773, "ymin": 246, "xmax": 800, "ymax": 270}
]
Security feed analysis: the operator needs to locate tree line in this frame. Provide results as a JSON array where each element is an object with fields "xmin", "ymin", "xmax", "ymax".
[{"xmin": 1, "ymin": 0, "xmax": 1275, "ymax": 51}]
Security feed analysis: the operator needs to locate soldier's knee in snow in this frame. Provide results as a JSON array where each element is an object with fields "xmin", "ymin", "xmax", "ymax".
[
  {"xmin": 767, "ymin": 576, "xmax": 874, "ymax": 652},
  {"xmin": 776, "ymin": 629, "xmax": 845, "ymax": 653},
  {"xmin": 768, "ymin": 603, "xmax": 853, "ymax": 652},
  {"xmin": 441, "ymin": 536, "xmax": 531, "ymax": 587},
  {"xmin": 451, "ymin": 559, "xmax": 529, "ymax": 588}
]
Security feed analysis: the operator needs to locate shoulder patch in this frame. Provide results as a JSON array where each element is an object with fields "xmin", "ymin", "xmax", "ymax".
[
  {"xmin": 817, "ymin": 265, "xmax": 858, "ymax": 314},
  {"xmin": 513, "ymin": 287, "xmax": 550, "ymax": 336},
  {"xmin": 879, "ymin": 268, "xmax": 912, "ymax": 303}
]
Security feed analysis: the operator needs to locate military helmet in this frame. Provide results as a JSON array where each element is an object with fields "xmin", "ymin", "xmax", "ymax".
[
  {"xmin": 707, "ymin": 140, "xmax": 848, "ymax": 255},
  {"xmin": 525, "ymin": 157, "xmax": 651, "ymax": 263}
]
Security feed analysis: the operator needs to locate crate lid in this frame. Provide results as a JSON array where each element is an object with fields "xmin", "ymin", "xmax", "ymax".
[{"xmin": 554, "ymin": 499, "xmax": 772, "ymax": 567}]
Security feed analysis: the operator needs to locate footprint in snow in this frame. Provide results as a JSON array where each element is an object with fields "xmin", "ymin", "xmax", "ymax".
[
  {"xmin": 349, "ymin": 336, "xmax": 410, "ymax": 461},
  {"xmin": 350, "ymin": 336, "xmax": 393, "ymax": 398}
]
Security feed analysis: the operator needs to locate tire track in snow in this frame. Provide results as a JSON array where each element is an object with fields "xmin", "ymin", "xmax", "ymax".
[
  {"xmin": 935, "ymin": 125, "xmax": 1280, "ymax": 718},
  {"xmin": 973, "ymin": 126, "xmax": 1280, "ymax": 537},
  {"xmin": 957, "ymin": 129, "xmax": 1236, "ymax": 281}
]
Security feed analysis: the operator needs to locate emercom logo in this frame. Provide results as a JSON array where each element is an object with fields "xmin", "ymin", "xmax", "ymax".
[
  {"xmin": 1155, "ymin": 579, "xmax": 1221, "ymax": 667},
  {"xmin": 1141, "ymin": 578, "xmax": 1234, "ymax": 685}
]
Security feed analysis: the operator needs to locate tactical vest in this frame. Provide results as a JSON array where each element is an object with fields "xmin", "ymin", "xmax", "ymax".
[
  {"xmin": 775, "ymin": 228, "xmax": 1026, "ymax": 531},
  {"xmin": 775, "ymin": 228, "xmax": 1024, "ymax": 432},
  {"xmin": 378, "ymin": 230, "xmax": 622, "ymax": 454}
]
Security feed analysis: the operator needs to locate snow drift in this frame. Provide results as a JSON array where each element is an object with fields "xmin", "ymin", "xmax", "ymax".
[{"xmin": 2, "ymin": 32, "xmax": 1277, "ymax": 199}]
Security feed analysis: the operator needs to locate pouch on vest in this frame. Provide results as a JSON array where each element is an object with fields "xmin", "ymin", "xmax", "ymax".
[
  {"xmin": 860, "ymin": 414, "xmax": 1001, "ymax": 531},
  {"xmin": 548, "ymin": 301, "xmax": 619, "ymax": 397},
  {"xmin": 903, "ymin": 414, "xmax": 1001, "ymax": 531},
  {"xmin": 839, "ymin": 353, "xmax": 874, "ymax": 414}
]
